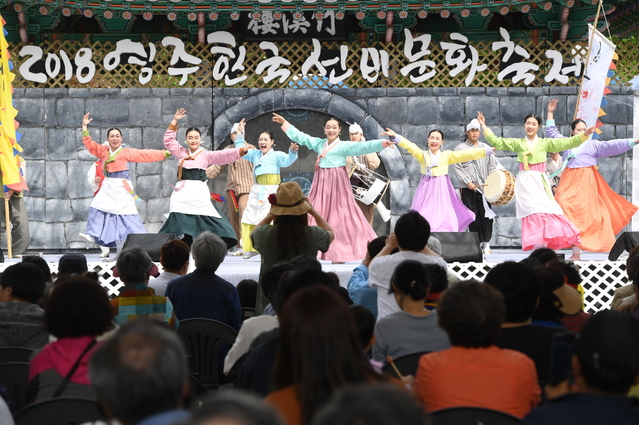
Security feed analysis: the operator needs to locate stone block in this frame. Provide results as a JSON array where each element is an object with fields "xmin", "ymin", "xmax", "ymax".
[
  {"xmin": 152, "ymin": 88, "xmax": 170, "ymax": 96},
  {"xmin": 501, "ymin": 97, "xmax": 534, "ymax": 126},
  {"xmin": 147, "ymin": 198, "xmax": 171, "ymax": 223},
  {"xmin": 283, "ymin": 89, "xmax": 331, "ymax": 111},
  {"xmin": 161, "ymin": 97, "xmax": 191, "ymax": 115},
  {"xmin": 86, "ymin": 98, "xmax": 129, "ymax": 126},
  {"xmin": 375, "ymin": 97, "xmax": 407, "ymax": 124},
  {"xmin": 20, "ymin": 127, "xmax": 46, "ymax": 160},
  {"xmin": 597, "ymin": 124, "xmax": 615, "ymax": 141},
  {"xmin": 438, "ymin": 97, "xmax": 463, "ymax": 125},
  {"xmin": 127, "ymin": 88, "xmax": 152, "ymax": 97},
  {"xmin": 486, "ymin": 88, "xmax": 508, "ymax": 97},
  {"xmin": 403, "ymin": 154, "xmax": 423, "ymax": 187},
  {"xmin": 13, "ymin": 89, "xmax": 25, "ymax": 97},
  {"xmin": 213, "ymin": 95, "xmax": 226, "ymax": 119},
  {"xmin": 46, "ymin": 199, "xmax": 73, "ymax": 222},
  {"xmin": 141, "ymin": 126, "xmax": 166, "ymax": 150},
  {"xmin": 327, "ymin": 97, "xmax": 365, "ymax": 123},
  {"xmin": 213, "ymin": 115, "xmax": 233, "ymax": 150},
  {"xmin": 136, "ymin": 175, "xmax": 163, "ymax": 200},
  {"xmin": 136, "ymin": 161, "xmax": 164, "ymax": 176},
  {"xmin": 356, "ymin": 88, "xmax": 386, "ymax": 98},
  {"xmin": 145, "ymin": 222, "xmax": 165, "ymax": 234},
  {"xmin": 170, "ymin": 88, "xmax": 193, "ymax": 96},
  {"xmin": 89, "ymin": 89, "xmax": 121, "ymax": 98},
  {"xmin": 466, "ymin": 97, "xmax": 497, "ymax": 124},
  {"xmin": 550, "ymin": 86, "xmax": 578, "ymax": 95},
  {"xmin": 129, "ymin": 98, "xmax": 162, "ymax": 126},
  {"xmin": 495, "ymin": 216, "xmax": 520, "ymax": 239},
  {"xmin": 526, "ymin": 87, "xmax": 543, "ymax": 97},
  {"xmin": 14, "ymin": 98, "xmax": 45, "ymax": 126},
  {"xmin": 400, "ymin": 125, "xmax": 427, "ymax": 148},
  {"xmin": 325, "ymin": 88, "xmax": 356, "ymax": 98},
  {"xmin": 28, "ymin": 221, "xmax": 45, "ymax": 249},
  {"xmin": 432, "ymin": 87, "xmax": 458, "ymax": 96},
  {"xmin": 502, "ymin": 126, "xmax": 524, "ymax": 138},
  {"xmin": 615, "ymin": 125, "xmax": 627, "ymax": 139},
  {"xmin": 359, "ymin": 115, "xmax": 384, "ymax": 142},
  {"xmin": 379, "ymin": 147, "xmax": 407, "ymax": 181},
  {"xmin": 272, "ymin": 89, "xmax": 286, "ymax": 112},
  {"xmin": 47, "ymin": 128, "xmax": 77, "ymax": 161},
  {"xmin": 459, "ymin": 87, "xmax": 485, "ymax": 95},
  {"xmin": 44, "ymin": 98, "xmax": 57, "ymax": 127},
  {"xmin": 227, "ymin": 97, "xmax": 243, "ymax": 108},
  {"xmin": 602, "ymin": 95, "xmax": 630, "ymax": 125},
  {"xmin": 389, "ymin": 178, "xmax": 411, "ymax": 215},
  {"xmin": 136, "ymin": 200, "xmax": 147, "ymax": 223},
  {"xmin": 407, "ymin": 97, "xmax": 437, "ymax": 125},
  {"xmin": 68, "ymin": 161, "xmax": 93, "ymax": 199},
  {"xmin": 189, "ymin": 96, "xmax": 214, "ymax": 127},
  {"xmin": 68, "ymin": 88, "xmax": 89, "ymax": 98},
  {"xmin": 194, "ymin": 88, "xmax": 212, "ymax": 97},
  {"xmin": 225, "ymin": 96, "xmax": 262, "ymax": 123},
  {"xmin": 566, "ymin": 96, "xmax": 578, "ymax": 117},
  {"xmin": 45, "ymin": 162, "xmax": 67, "ymax": 199},
  {"xmin": 24, "ymin": 88, "xmax": 44, "ymax": 98},
  {"xmin": 223, "ymin": 88, "xmax": 249, "ymax": 96},
  {"xmin": 44, "ymin": 222, "xmax": 66, "ymax": 249},
  {"xmin": 71, "ymin": 198, "xmax": 92, "ymax": 221},
  {"xmin": 26, "ymin": 161, "xmax": 45, "ymax": 197},
  {"xmin": 249, "ymin": 88, "xmax": 268, "ymax": 96},
  {"xmin": 506, "ymin": 87, "xmax": 526, "ymax": 96},
  {"xmin": 25, "ymin": 197, "xmax": 45, "ymax": 223},
  {"xmin": 65, "ymin": 221, "xmax": 92, "ymax": 244},
  {"xmin": 352, "ymin": 98, "xmax": 367, "ymax": 111},
  {"xmin": 387, "ymin": 88, "xmax": 415, "ymax": 97},
  {"xmin": 415, "ymin": 88, "xmax": 432, "ymax": 96}
]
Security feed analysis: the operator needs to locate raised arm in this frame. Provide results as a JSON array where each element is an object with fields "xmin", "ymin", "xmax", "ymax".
[
  {"xmin": 275, "ymin": 148, "xmax": 298, "ymax": 168},
  {"xmin": 81, "ymin": 112, "xmax": 106, "ymax": 158},
  {"xmin": 164, "ymin": 108, "xmax": 188, "ymax": 157},
  {"xmin": 541, "ymin": 128, "xmax": 594, "ymax": 153},
  {"xmin": 273, "ymin": 113, "xmax": 325, "ymax": 152},
  {"xmin": 445, "ymin": 147, "xmax": 490, "ymax": 165}
]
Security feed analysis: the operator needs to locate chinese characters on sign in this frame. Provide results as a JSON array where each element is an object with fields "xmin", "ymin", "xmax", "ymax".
[{"xmin": 17, "ymin": 28, "xmax": 583, "ymax": 87}]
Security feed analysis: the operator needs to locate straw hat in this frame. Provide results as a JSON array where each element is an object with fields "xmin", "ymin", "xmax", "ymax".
[{"xmin": 269, "ymin": 182, "xmax": 311, "ymax": 216}]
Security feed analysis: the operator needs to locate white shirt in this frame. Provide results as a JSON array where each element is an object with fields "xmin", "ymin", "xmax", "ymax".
[
  {"xmin": 223, "ymin": 315, "xmax": 279, "ymax": 374},
  {"xmin": 369, "ymin": 251, "xmax": 447, "ymax": 320},
  {"xmin": 148, "ymin": 271, "xmax": 181, "ymax": 297}
]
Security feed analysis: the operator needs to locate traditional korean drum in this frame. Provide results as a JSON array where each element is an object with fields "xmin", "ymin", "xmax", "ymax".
[{"xmin": 484, "ymin": 170, "xmax": 516, "ymax": 206}]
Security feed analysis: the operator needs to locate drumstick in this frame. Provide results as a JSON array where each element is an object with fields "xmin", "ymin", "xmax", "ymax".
[{"xmin": 386, "ymin": 356, "xmax": 404, "ymax": 379}]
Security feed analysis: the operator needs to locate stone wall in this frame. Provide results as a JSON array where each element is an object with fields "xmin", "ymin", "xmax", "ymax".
[{"xmin": 13, "ymin": 86, "xmax": 636, "ymax": 251}]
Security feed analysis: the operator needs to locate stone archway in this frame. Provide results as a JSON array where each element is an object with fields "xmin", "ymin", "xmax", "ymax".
[{"xmin": 213, "ymin": 89, "xmax": 412, "ymax": 222}]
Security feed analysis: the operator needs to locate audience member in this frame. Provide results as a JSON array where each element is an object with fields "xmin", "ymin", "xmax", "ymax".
[
  {"xmin": 90, "ymin": 319, "xmax": 190, "ymax": 425},
  {"xmin": 423, "ymin": 264, "xmax": 449, "ymax": 310},
  {"xmin": 529, "ymin": 247, "xmax": 561, "ymax": 267},
  {"xmin": 237, "ymin": 279, "xmax": 259, "ymax": 309},
  {"xmin": 486, "ymin": 262, "xmax": 567, "ymax": 385},
  {"xmin": 57, "ymin": 253, "xmax": 89, "ymax": 275},
  {"xmin": 223, "ymin": 264, "xmax": 296, "ymax": 375},
  {"xmin": 111, "ymin": 246, "xmax": 178, "ymax": 329},
  {"xmin": 166, "ymin": 231, "xmax": 241, "ymax": 330},
  {"xmin": 524, "ymin": 311, "xmax": 639, "ymax": 425},
  {"xmin": 532, "ymin": 266, "xmax": 581, "ymax": 328},
  {"xmin": 560, "ymin": 262, "xmax": 592, "ymax": 332},
  {"xmin": 235, "ymin": 268, "xmax": 335, "ymax": 397},
  {"xmin": 252, "ymin": 182, "xmax": 333, "ymax": 313},
  {"xmin": 350, "ymin": 305, "xmax": 376, "ymax": 354},
  {"xmin": 347, "ymin": 236, "xmax": 388, "ymax": 318},
  {"xmin": 326, "ymin": 271, "xmax": 352, "ymax": 305},
  {"xmin": 312, "ymin": 385, "xmax": 430, "ymax": 425},
  {"xmin": 414, "ymin": 280, "xmax": 540, "ymax": 418},
  {"xmin": 22, "ymin": 256, "xmax": 53, "ymax": 308},
  {"xmin": 611, "ymin": 244, "xmax": 639, "ymax": 310},
  {"xmin": 372, "ymin": 260, "xmax": 450, "ymax": 364},
  {"xmin": 190, "ymin": 392, "xmax": 284, "ymax": 425},
  {"xmin": 266, "ymin": 286, "xmax": 386, "ymax": 425},
  {"xmin": 369, "ymin": 211, "xmax": 446, "ymax": 320},
  {"xmin": 149, "ymin": 239, "xmax": 190, "ymax": 296},
  {"xmin": 262, "ymin": 256, "xmax": 320, "ymax": 316},
  {"xmin": 27, "ymin": 276, "xmax": 113, "ymax": 402},
  {"xmin": 0, "ymin": 262, "xmax": 49, "ymax": 349}
]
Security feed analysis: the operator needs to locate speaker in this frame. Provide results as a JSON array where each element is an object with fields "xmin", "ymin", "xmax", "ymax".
[
  {"xmin": 122, "ymin": 233, "xmax": 179, "ymax": 262},
  {"xmin": 608, "ymin": 232, "xmax": 639, "ymax": 261},
  {"xmin": 430, "ymin": 232, "xmax": 482, "ymax": 263}
]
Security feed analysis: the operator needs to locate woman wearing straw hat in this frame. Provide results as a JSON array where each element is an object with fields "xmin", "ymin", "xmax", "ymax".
[
  {"xmin": 251, "ymin": 181, "xmax": 334, "ymax": 312},
  {"xmin": 272, "ymin": 114, "xmax": 395, "ymax": 263}
]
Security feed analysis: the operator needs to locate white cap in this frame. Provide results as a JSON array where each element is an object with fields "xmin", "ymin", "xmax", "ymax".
[
  {"xmin": 349, "ymin": 123, "xmax": 363, "ymax": 134},
  {"xmin": 231, "ymin": 123, "xmax": 239, "ymax": 134},
  {"xmin": 466, "ymin": 119, "xmax": 480, "ymax": 131}
]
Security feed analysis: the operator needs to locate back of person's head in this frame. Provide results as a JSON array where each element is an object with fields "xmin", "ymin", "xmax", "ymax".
[
  {"xmin": 289, "ymin": 255, "xmax": 322, "ymax": 270},
  {"xmin": 437, "ymin": 280, "xmax": 505, "ymax": 348},
  {"xmin": 90, "ymin": 319, "xmax": 187, "ymax": 425},
  {"xmin": 57, "ymin": 253, "xmax": 88, "ymax": 275},
  {"xmin": 628, "ymin": 253, "xmax": 639, "ymax": 283},
  {"xmin": 0, "ymin": 262, "xmax": 46, "ymax": 303},
  {"xmin": 192, "ymin": 392, "xmax": 283, "ymax": 425},
  {"xmin": 349, "ymin": 305, "xmax": 375, "ymax": 351},
  {"xmin": 389, "ymin": 260, "xmax": 431, "ymax": 301},
  {"xmin": 484, "ymin": 262, "xmax": 539, "ymax": 323},
  {"xmin": 22, "ymin": 256, "xmax": 52, "ymax": 283},
  {"xmin": 192, "ymin": 231, "xmax": 226, "ymax": 272},
  {"xmin": 312, "ymin": 385, "xmax": 430, "ymax": 425},
  {"xmin": 529, "ymin": 247, "xmax": 559, "ymax": 266},
  {"xmin": 575, "ymin": 310, "xmax": 639, "ymax": 394},
  {"xmin": 115, "ymin": 246, "xmax": 154, "ymax": 285},
  {"xmin": 44, "ymin": 276, "xmax": 114, "ymax": 339},
  {"xmin": 561, "ymin": 262, "xmax": 582, "ymax": 287},
  {"xmin": 275, "ymin": 286, "xmax": 378, "ymax": 425},
  {"xmin": 160, "ymin": 240, "xmax": 190, "ymax": 272},
  {"xmin": 423, "ymin": 264, "xmax": 448, "ymax": 297},
  {"xmin": 271, "ymin": 268, "xmax": 334, "ymax": 313},
  {"xmin": 237, "ymin": 279, "xmax": 258, "ymax": 308},
  {"xmin": 367, "ymin": 236, "xmax": 388, "ymax": 259},
  {"xmin": 519, "ymin": 256, "xmax": 542, "ymax": 269},
  {"xmin": 261, "ymin": 263, "xmax": 297, "ymax": 302},
  {"xmin": 394, "ymin": 211, "xmax": 431, "ymax": 251},
  {"xmin": 533, "ymin": 266, "xmax": 569, "ymax": 321}
]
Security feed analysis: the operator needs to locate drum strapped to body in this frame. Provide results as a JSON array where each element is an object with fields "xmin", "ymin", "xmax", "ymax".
[
  {"xmin": 349, "ymin": 160, "xmax": 391, "ymax": 222},
  {"xmin": 484, "ymin": 170, "xmax": 516, "ymax": 206}
]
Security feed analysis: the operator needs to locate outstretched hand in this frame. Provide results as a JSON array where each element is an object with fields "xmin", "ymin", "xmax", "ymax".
[
  {"xmin": 382, "ymin": 139, "xmax": 397, "ymax": 149},
  {"xmin": 82, "ymin": 113, "xmax": 92, "ymax": 128},
  {"xmin": 547, "ymin": 99, "xmax": 558, "ymax": 113},
  {"xmin": 381, "ymin": 128, "xmax": 397, "ymax": 138},
  {"xmin": 174, "ymin": 108, "xmax": 187, "ymax": 121},
  {"xmin": 290, "ymin": 142, "xmax": 299, "ymax": 152},
  {"xmin": 239, "ymin": 146, "xmax": 249, "ymax": 157},
  {"xmin": 584, "ymin": 126, "xmax": 596, "ymax": 137},
  {"xmin": 476, "ymin": 111, "xmax": 486, "ymax": 126},
  {"xmin": 237, "ymin": 118, "xmax": 246, "ymax": 134},
  {"xmin": 272, "ymin": 113, "xmax": 286, "ymax": 125}
]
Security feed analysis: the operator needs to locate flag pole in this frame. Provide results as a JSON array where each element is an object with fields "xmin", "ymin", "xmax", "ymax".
[
  {"xmin": 573, "ymin": 0, "xmax": 604, "ymax": 121},
  {"xmin": 4, "ymin": 195, "xmax": 11, "ymax": 259}
]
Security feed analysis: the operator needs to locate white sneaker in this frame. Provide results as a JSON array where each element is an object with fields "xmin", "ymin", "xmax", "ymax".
[
  {"xmin": 242, "ymin": 251, "xmax": 259, "ymax": 259},
  {"xmin": 79, "ymin": 233, "xmax": 95, "ymax": 244},
  {"xmin": 99, "ymin": 252, "xmax": 110, "ymax": 258}
]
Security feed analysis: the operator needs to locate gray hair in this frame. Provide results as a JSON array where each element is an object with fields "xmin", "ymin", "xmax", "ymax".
[
  {"xmin": 90, "ymin": 319, "xmax": 187, "ymax": 425},
  {"xmin": 116, "ymin": 246, "xmax": 153, "ymax": 285},
  {"xmin": 192, "ymin": 231, "xmax": 227, "ymax": 272}
]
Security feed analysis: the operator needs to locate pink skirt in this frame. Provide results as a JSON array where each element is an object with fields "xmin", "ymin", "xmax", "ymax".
[
  {"xmin": 308, "ymin": 166, "xmax": 376, "ymax": 261},
  {"xmin": 521, "ymin": 213, "xmax": 581, "ymax": 251}
]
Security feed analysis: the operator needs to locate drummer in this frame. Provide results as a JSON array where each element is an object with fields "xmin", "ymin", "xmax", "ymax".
[
  {"xmin": 346, "ymin": 123, "xmax": 381, "ymax": 226},
  {"xmin": 452, "ymin": 119, "xmax": 503, "ymax": 255}
]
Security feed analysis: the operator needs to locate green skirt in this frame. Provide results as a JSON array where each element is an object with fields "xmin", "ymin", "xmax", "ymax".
[{"xmin": 159, "ymin": 211, "xmax": 237, "ymax": 249}]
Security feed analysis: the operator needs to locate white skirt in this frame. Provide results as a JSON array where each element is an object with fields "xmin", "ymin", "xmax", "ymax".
[
  {"xmin": 90, "ymin": 178, "xmax": 138, "ymax": 215},
  {"xmin": 515, "ymin": 170, "xmax": 563, "ymax": 219},
  {"xmin": 169, "ymin": 179, "xmax": 221, "ymax": 218},
  {"xmin": 241, "ymin": 184, "xmax": 278, "ymax": 225}
]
